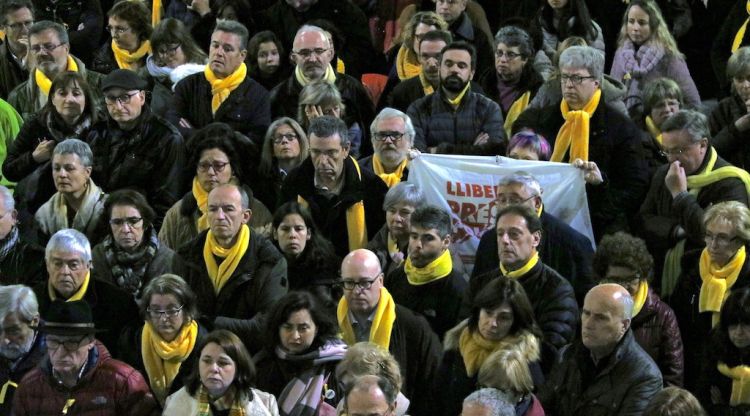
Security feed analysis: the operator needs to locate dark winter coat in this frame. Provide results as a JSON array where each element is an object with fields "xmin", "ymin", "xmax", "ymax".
[
  {"xmin": 0, "ymin": 236, "xmax": 45, "ymax": 286},
  {"xmin": 91, "ymin": 44, "xmax": 146, "ymax": 75},
  {"xmin": 0, "ymin": 42, "xmax": 28, "ymax": 100},
  {"xmin": 447, "ymin": 13, "xmax": 494, "ymax": 76},
  {"xmin": 0, "ymin": 332, "xmax": 45, "ymax": 415},
  {"xmin": 711, "ymin": 0, "xmax": 750, "ymax": 91},
  {"xmin": 32, "ymin": 0, "xmax": 103, "ymax": 66},
  {"xmin": 709, "ymin": 93, "xmax": 750, "ymax": 170},
  {"xmin": 384, "ymin": 75, "xmax": 484, "ymax": 114}
]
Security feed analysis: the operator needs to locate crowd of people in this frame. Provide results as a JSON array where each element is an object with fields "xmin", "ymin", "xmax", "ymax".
[{"xmin": 0, "ymin": 0, "xmax": 750, "ymax": 414}]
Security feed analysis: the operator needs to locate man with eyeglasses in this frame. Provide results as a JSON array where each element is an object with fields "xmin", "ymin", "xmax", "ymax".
[
  {"xmin": 471, "ymin": 173, "xmax": 594, "ymax": 303},
  {"xmin": 358, "ymin": 108, "xmax": 416, "ymax": 187},
  {"xmin": 434, "ymin": 0, "xmax": 494, "ymax": 73},
  {"xmin": 337, "ymin": 249, "xmax": 441, "ymax": 416},
  {"xmin": 8, "ymin": 20, "xmax": 103, "ymax": 121},
  {"xmin": 269, "ymin": 25, "xmax": 376, "ymax": 156},
  {"xmin": 280, "ymin": 116, "xmax": 387, "ymax": 257},
  {"xmin": 637, "ymin": 109, "xmax": 750, "ymax": 295},
  {"xmin": 87, "ymin": 69, "xmax": 185, "ymax": 228},
  {"xmin": 170, "ymin": 20, "xmax": 271, "ymax": 146},
  {"xmin": 514, "ymin": 45, "xmax": 649, "ymax": 241},
  {"xmin": 32, "ymin": 229, "xmax": 139, "ymax": 357},
  {"xmin": 12, "ymin": 299, "xmax": 157, "ymax": 415},
  {"xmin": 408, "ymin": 41, "xmax": 504, "ymax": 155},
  {"xmin": 0, "ymin": 0, "xmax": 33, "ymax": 98},
  {"xmin": 0, "ymin": 285, "xmax": 43, "ymax": 414},
  {"xmin": 469, "ymin": 205, "xmax": 578, "ymax": 354}
]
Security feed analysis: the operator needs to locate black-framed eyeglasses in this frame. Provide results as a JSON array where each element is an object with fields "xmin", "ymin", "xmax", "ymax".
[
  {"xmin": 146, "ymin": 305, "xmax": 184, "ymax": 320},
  {"xmin": 7, "ymin": 20, "xmax": 33, "ymax": 31},
  {"xmin": 659, "ymin": 142, "xmax": 702, "ymax": 158},
  {"xmin": 496, "ymin": 194, "xmax": 536, "ymax": 205},
  {"xmin": 705, "ymin": 232, "xmax": 739, "ymax": 248},
  {"xmin": 197, "ymin": 161, "xmax": 229, "ymax": 173},
  {"xmin": 104, "ymin": 91, "xmax": 139, "ymax": 105},
  {"xmin": 156, "ymin": 44, "xmax": 181, "ymax": 57},
  {"xmin": 373, "ymin": 132, "xmax": 405, "ymax": 142},
  {"xmin": 495, "ymin": 50, "xmax": 522, "ymax": 60},
  {"xmin": 46, "ymin": 336, "xmax": 89, "ymax": 352},
  {"xmin": 292, "ymin": 48, "xmax": 330, "ymax": 59},
  {"xmin": 342, "ymin": 273, "xmax": 383, "ymax": 291},
  {"xmin": 560, "ymin": 74, "xmax": 596, "ymax": 85},
  {"xmin": 110, "ymin": 216, "xmax": 143, "ymax": 228},
  {"xmin": 29, "ymin": 42, "xmax": 65, "ymax": 54},
  {"xmin": 106, "ymin": 25, "xmax": 132, "ymax": 35},
  {"xmin": 273, "ymin": 133, "xmax": 299, "ymax": 144}
]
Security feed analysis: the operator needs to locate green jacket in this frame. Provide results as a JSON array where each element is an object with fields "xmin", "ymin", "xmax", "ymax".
[{"xmin": 0, "ymin": 98, "xmax": 21, "ymax": 191}]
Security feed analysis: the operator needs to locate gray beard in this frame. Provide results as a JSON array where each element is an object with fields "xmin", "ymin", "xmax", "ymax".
[{"xmin": 0, "ymin": 335, "xmax": 34, "ymax": 361}]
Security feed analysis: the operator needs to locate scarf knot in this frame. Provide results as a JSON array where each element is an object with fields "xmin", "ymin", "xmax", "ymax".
[
  {"xmin": 337, "ymin": 288, "xmax": 396, "ymax": 350},
  {"xmin": 204, "ymin": 62, "xmax": 247, "ymax": 115},
  {"xmin": 111, "ymin": 40, "xmax": 151, "ymax": 70},
  {"xmin": 372, "ymin": 155, "xmax": 407, "ymax": 187},
  {"xmin": 203, "ymin": 224, "xmax": 251, "ymax": 294},
  {"xmin": 142, "ymin": 320, "xmax": 198, "ymax": 405},
  {"xmin": 404, "ymin": 249, "xmax": 452, "ymax": 285},
  {"xmin": 35, "ymin": 56, "xmax": 78, "ymax": 96},
  {"xmin": 699, "ymin": 245, "xmax": 746, "ymax": 327},
  {"xmin": 102, "ymin": 227, "xmax": 159, "ymax": 298},
  {"xmin": 295, "ymin": 64, "xmax": 336, "ymax": 87},
  {"xmin": 551, "ymin": 88, "xmax": 601, "ymax": 162}
]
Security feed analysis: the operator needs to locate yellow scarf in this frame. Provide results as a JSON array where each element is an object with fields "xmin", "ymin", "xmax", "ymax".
[
  {"xmin": 203, "ymin": 224, "xmax": 250, "ymax": 294},
  {"xmin": 372, "ymin": 155, "xmax": 407, "ymax": 188},
  {"xmin": 338, "ymin": 288, "xmax": 396, "ymax": 350},
  {"xmin": 387, "ymin": 232, "xmax": 404, "ymax": 266},
  {"xmin": 142, "ymin": 320, "xmax": 198, "ymax": 405},
  {"xmin": 0, "ymin": 380, "xmax": 17, "ymax": 404},
  {"xmin": 686, "ymin": 147, "xmax": 750, "ymax": 196},
  {"xmin": 111, "ymin": 39, "xmax": 151, "ymax": 70},
  {"xmin": 645, "ymin": 116, "xmax": 663, "ymax": 145},
  {"xmin": 719, "ymin": 362, "xmax": 750, "ymax": 405},
  {"xmin": 500, "ymin": 251, "xmax": 539, "ymax": 279},
  {"xmin": 699, "ymin": 245, "xmax": 746, "ymax": 327},
  {"xmin": 152, "ymin": 0, "xmax": 163, "ymax": 27},
  {"xmin": 196, "ymin": 384, "xmax": 245, "ymax": 416},
  {"xmin": 204, "ymin": 62, "xmax": 247, "ymax": 115},
  {"xmin": 295, "ymin": 63, "xmax": 337, "ymax": 87},
  {"xmin": 445, "ymin": 81, "xmax": 471, "ymax": 108},
  {"xmin": 551, "ymin": 88, "xmax": 602, "ymax": 162},
  {"xmin": 48, "ymin": 271, "xmax": 90, "ymax": 301},
  {"xmin": 733, "ymin": 1, "xmax": 750, "ymax": 52},
  {"xmin": 632, "ymin": 281, "xmax": 648, "ymax": 317},
  {"xmin": 298, "ymin": 157, "xmax": 367, "ymax": 251},
  {"xmin": 192, "ymin": 177, "xmax": 210, "ymax": 232},
  {"xmin": 336, "ymin": 58, "xmax": 346, "ymax": 74},
  {"xmin": 503, "ymin": 91, "xmax": 531, "ymax": 139},
  {"xmin": 35, "ymin": 55, "xmax": 78, "ymax": 96},
  {"xmin": 458, "ymin": 327, "xmax": 507, "ymax": 377},
  {"xmin": 404, "ymin": 249, "xmax": 452, "ymax": 285},
  {"xmin": 419, "ymin": 71, "xmax": 434, "ymax": 95},
  {"xmin": 396, "ymin": 45, "xmax": 421, "ymax": 80}
]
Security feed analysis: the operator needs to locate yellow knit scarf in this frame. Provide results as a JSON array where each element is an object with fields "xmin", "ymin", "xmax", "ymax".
[
  {"xmin": 295, "ymin": 63, "xmax": 337, "ymax": 87},
  {"xmin": 718, "ymin": 362, "xmax": 750, "ymax": 405},
  {"xmin": 35, "ymin": 55, "xmax": 78, "ymax": 96},
  {"xmin": 336, "ymin": 58, "xmax": 346, "ymax": 74},
  {"xmin": 699, "ymin": 245, "xmax": 746, "ymax": 327},
  {"xmin": 204, "ymin": 62, "xmax": 247, "ymax": 115},
  {"xmin": 337, "ymin": 288, "xmax": 396, "ymax": 350},
  {"xmin": 196, "ymin": 385, "xmax": 245, "ymax": 416},
  {"xmin": 459, "ymin": 327, "xmax": 513, "ymax": 377},
  {"xmin": 152, "ymin": 0, "xmax": 163, "ymax": 27},
  {"xmin": 372, "ymin": 155, "xmax": 407, "ymax": 188},
  {"xmin": 111, "ymin": 39, "xmax": 151, "ymax": 70},
  {"xmin": 686, "ymin": 147, "xmax": 750, "ymax": 196},
  {"xmin": 733, "ymin": 1, "xmax": 750, "ymax": 53},
  {"xmin": 645, "ymin": 116, "xmax": 663, "ymax": 145},
  {"xmin": 404, "ymin": 249, "xmax": 452, "ymax": 285},
  {"xmin": 48, "ymin": 271, "xmax": 90, "ymax": 301},
  {"xmin": 396, "ymin": 45, "xmax": 421, "ymax": 80},
  {"xmin": 387, "ymin": 232, "xmax": 403, "ymax": 266},
  {"xmin": 445, "ymin": 81, "xmax": 471, "ymax": 108},
  {"xmin": 632, "ymin": 281, "xmax": 648, "ymax": 317},
  {"xmin": 142, "ymin": 320, "xmax": 198, "ymax": 405},
  {"xmin": 503, "ymin": 91, "xmax": 531, "ymax": 138},
  {"xmin": 0, "ymin": 380, "xmax": 17, "ymax": 404},
  {"xmin": 192, "ymin": 177, "xmax": 210, "ymax": 233},
  {"xmin": 203, "ymin": 224, "xmax": 250, "ymax": 294},
  {"xmin": 419, "ymin": 71, "xmax": 434, "ymax": 95},
  {"xmin": 500, "ymin": 251, "xmax": 539, "ymax": 279},
  {"xmin": 551, "ymin": 88, "xmax": 602, "ymax": 162}
]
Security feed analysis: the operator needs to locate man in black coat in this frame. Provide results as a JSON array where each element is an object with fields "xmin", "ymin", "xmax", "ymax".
[
  {"xmin": 0, "ymin": 185, "xmax": 45, "ymax": 286},
  {"xmin": 514, "ymin": 46, "xmax": 649, "ymax": 241},
  {"xmin": 538, "ymin": 284, "xmax": 662, "ymax": 416},
  {"xmin": 0, "ymin": 0, "xmax": 33, "ymax": 99},
  {"xmin": 435, "ymin": 0, "xmax": 493, "ymax": 74},
  {"xmin": 279, "ymin": 116, "xmax": 388, "ymax": 258},
  {"xmin": 469, "ymin": 205, "xmax": 578, "ymax": 356},
  {"xmin": 472, "ymin": 172, "xmax": 594, "ymax": 303},
  {"xmin": 269, "ymin": 25, "xmax": 376, "ymax": 156},
  {"xmin": 169, "ymin": 20, "xmax": 271, "ymax": 145},
  {"xmin": 338, "ymin": 248, "xmax": 441, "ymax": 416}
]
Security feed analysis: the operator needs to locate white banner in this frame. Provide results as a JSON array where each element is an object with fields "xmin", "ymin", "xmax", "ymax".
[{"xmin": 407, "ymin": 154, "xmax": 595, "ymax": 273}]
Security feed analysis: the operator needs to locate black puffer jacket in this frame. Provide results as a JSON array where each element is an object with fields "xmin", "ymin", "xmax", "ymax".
[
  {"xmin": 85, "ymin": 107, "xmax": 186, "ymax": 227},
  {"xmin": 538, "ymin": 330, "xmax": 663, "ymax": 416},
  {"xmin": 470, "ymin": 262, "xmax": 579, "ymax": 354}
]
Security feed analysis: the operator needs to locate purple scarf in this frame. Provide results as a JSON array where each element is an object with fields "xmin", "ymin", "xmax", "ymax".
[{"xmin": 620, "ymin": 40, "xmax": 665, "ymax": 108}]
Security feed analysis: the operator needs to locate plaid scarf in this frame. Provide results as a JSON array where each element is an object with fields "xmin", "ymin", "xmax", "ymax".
[{"xmin": 102, "ymin": 227, "xmax": 159, "ymax": 297}]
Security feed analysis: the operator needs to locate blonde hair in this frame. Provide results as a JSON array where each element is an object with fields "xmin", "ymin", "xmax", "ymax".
[
  {"xmin": 616, "ymin": 0, "xmax": 682, "ymax": 58},
  {"xmin": 704, "ymin": 201, "xmax": 750, "ymax": 243},
  {"xmin": 478, "ymin": 349, "xmax": 533, "ymax": 395},
  {"xmin": 336, "ymin": 342, "xmax": 403, "ymax": 390}
]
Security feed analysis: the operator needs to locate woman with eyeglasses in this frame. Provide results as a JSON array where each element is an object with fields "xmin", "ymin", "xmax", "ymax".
[
  {"xmin": 437, "ymin": 276, "xmax": 544, "ymax": 416},
  {"xmin": 91, "ymin": 0, "xmax": 152, "ymax": 74},
  {"xmin": 297, "ymin": 81, "xmax": 362, "ymax": 158},
  {"xmin": 3, "ymin": 71, "xmax": 103, "ymax": 218},
  {"xmin": 119, "ymin": 273, "xmax": 206, "ymax": 408},
  {"xmin": 159, "ymin": 123, "xmax": 273, "ymax": 250},
  {"xmin": 253, "ymin": 291, "xmax": 346, "ymax": 416},
  {"xmin": 92, "ymin": 189, "xmax": 175, "ymax": 299},
  {"xmin": 592, "ymin": 231, "xmax": 684, "ymax": 387},
  {"xmin": 671, "ymin": 201, "xmax": 750, "ymax": 393},
  {"xmin": 254, "ymin": 118, "xmax": 309, "ymax": 213},
  {"xmin": 34, "ymin": 139, "xmax": 107, "ymax": 246},
  {"xmin": 609, "ymin": 0, "xmax": 700, "ymax": 113},
  {"xmin": 710, "ymin": 47, "xmax": 750, "ymax": 171}
]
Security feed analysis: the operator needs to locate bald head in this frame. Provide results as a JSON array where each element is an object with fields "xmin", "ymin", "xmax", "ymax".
[
  {"xmin": 344, "ymin": 375, "xmax": 397, "ymax": 416},
  {"xmin": 587, "ymin": 283, "xmax": 634, "ymax": 320},
  {"xmin": 581, "ymin": 284, "xmax": 633, "ymax": 359},
  {"xmin": 292, "ymin": 25, "xmax": 333, "ymax": 80},
  {"xmin": 341, "ymin": 249, "xmax": 384, "ymax": 316}
]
